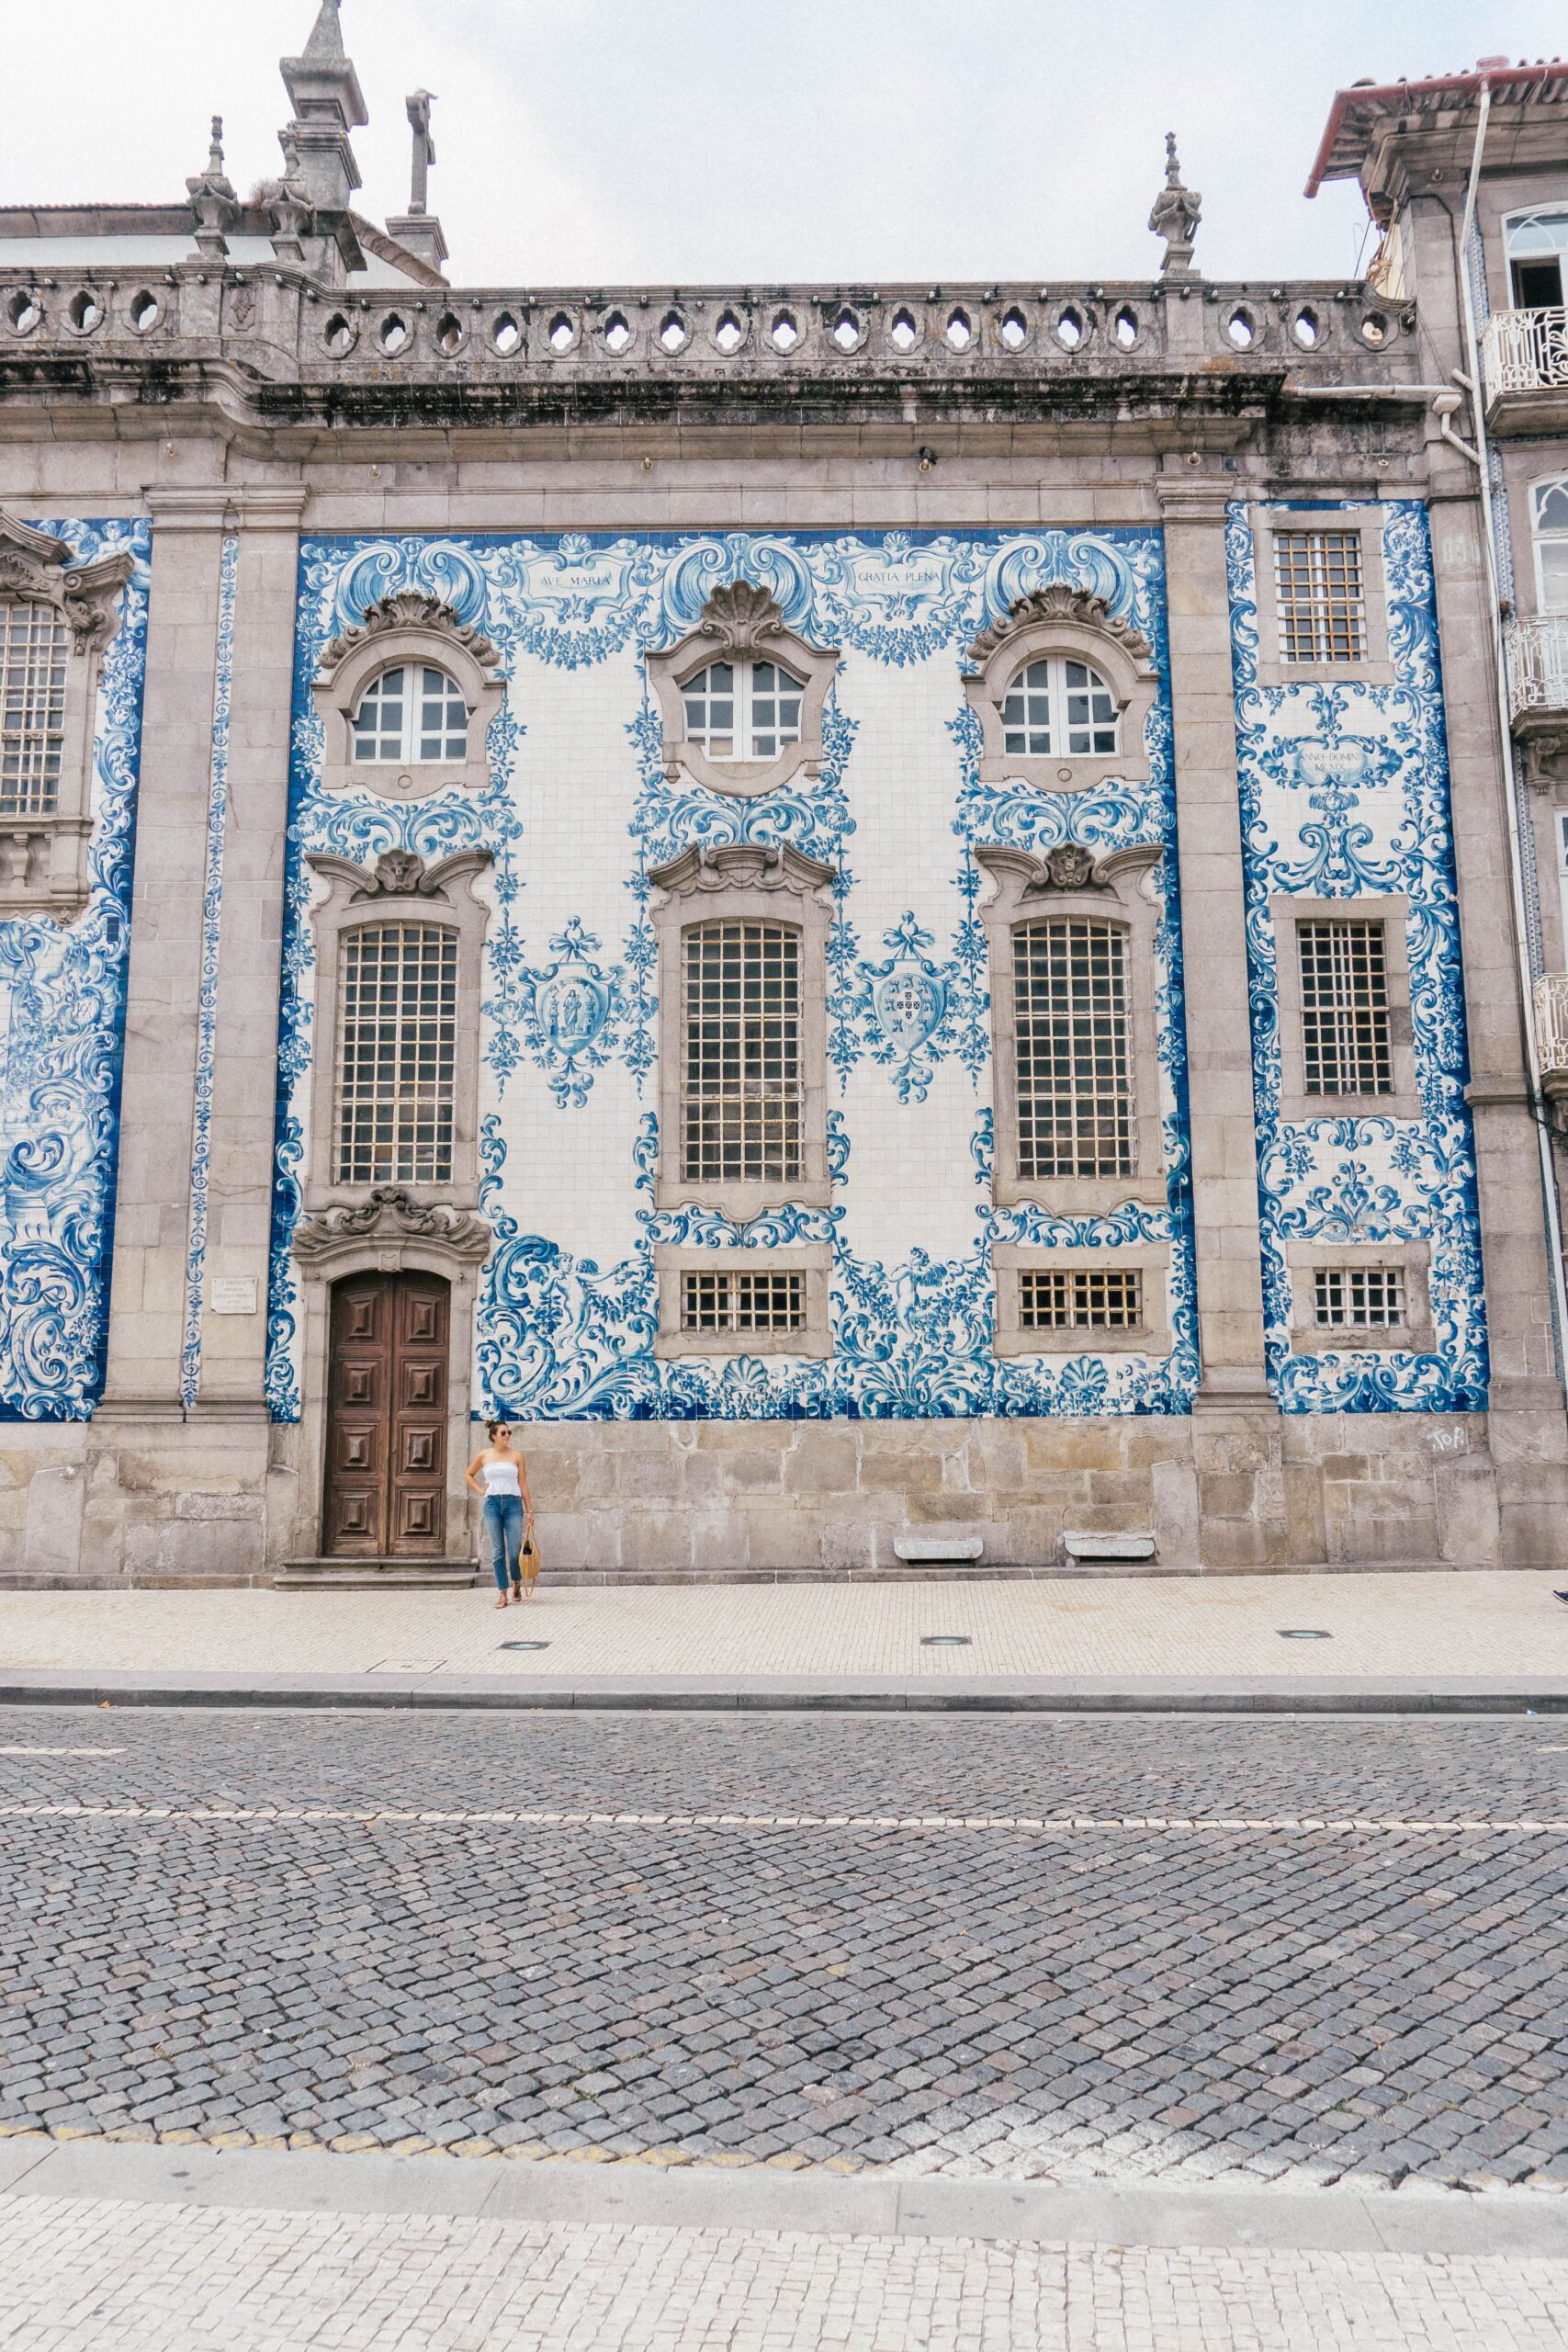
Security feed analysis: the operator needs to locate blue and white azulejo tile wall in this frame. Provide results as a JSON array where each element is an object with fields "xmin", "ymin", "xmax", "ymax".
[
  {"xmin": 267, "ymin": 527, "xmax": 1199, "ymax": 1423},
  {"xmin": 1227, "ymin": 499, "xmax": 1488, "ymax": 1413},
  {"xmin": 0, "ymin": 518, "xmax": 151, "ymax": 1420}
]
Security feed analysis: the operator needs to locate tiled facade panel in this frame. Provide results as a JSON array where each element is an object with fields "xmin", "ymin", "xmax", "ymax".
[
  {"xmin": 0, "ymin": 520, "xmax": 150, "ymax": 1419},
  {"xmin": 268, "ymin": 528, "xmax": 1200, "ymax": 1423},
  {"xmin": 1227, "ymin": 499, "xmax": 1487, "ymax": 1410}
]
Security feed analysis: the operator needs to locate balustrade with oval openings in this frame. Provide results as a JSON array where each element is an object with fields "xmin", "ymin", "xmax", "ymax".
[
  {"xmin": 432, "ymin": 311, "xmax": 465, "ymax": 356},
  {"xmin": 67, "ymin": 289, "xmax": 105, "ymax": 334},
  {"xmin": 1223, "ymin": 303, "xmax": 1258, "ymax": 351},
  {"xmin": 602, "ymin": 309, "xmax": 633, "ymax": 355},
  {"xmin": 711, "ymin": 307, "xmax": 747, "ymax": 355},
  {"xmin": 944, "ymin": 306, "xmax": 974, "ymax": 351},
  {"xmin": 1055, "ymin": 305, "xmax": 1086, "ymax": 351},
  {"xmin": 828, "ymin": 303, "xmax": 865, "ymax": 354},
  {"xmin": 1359, "ymin": 311, "xmax": 1390, "ymax": 346},
  {"xmin": 887, "ymin": 306, "xmax": 919, "ymax": 353},
  {"xmin": 658, "ymin": 309, "xmax": 689, "ymax": 354},
  {"xmin": 1292, "ymin": 304, "xmax": 1323, "ymax": 349},
  {"xmin": 1111, "ymin": 304, "xmax": 1141, "ymax": 350},
  {"xmin": 998, "ymin": 304, "xmax": 1030, "ymax": 352},
  {"xmin": 128, "ymin": 289, "xmax": 162, "ymax": 334},
  {"xmin": 546, "ymin": 310, "xmax": 579, "ymax": 356},
  {"xmin": 378, "ymin": 312, "xmax": 410, "ymax": 356},
  {"xmin": 768, "ymin": 307, "xmax": 800, "ymax": 354},
  {"xmin": 5, "ymin": 290, "xmax": 41, "ymax": 334},
  {"xmin": 491, "ymin": 311, "xmax": 522, "ymax": 356}
]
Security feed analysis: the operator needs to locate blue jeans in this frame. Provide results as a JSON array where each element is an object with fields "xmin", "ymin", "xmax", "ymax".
[{"xmin": 483, "ymin": 1494, "xmax": 525, "ymax": 1591}]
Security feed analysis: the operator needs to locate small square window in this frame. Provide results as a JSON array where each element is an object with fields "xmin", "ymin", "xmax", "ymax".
[
  {"xmin": 681, "ymin": 1267, "xmax": 805, "ymax": 1333},
  {"xmin": 1020, "ymin": 1266, "xmax": 1143, "ymax": 1329},
  {"xmin": 1312, "ymin": 1265, "xmax": 1405, "ymax": 1330}
]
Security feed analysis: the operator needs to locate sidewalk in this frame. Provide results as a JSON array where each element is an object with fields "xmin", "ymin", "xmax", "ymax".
[{"xmin": 1, "ymin": 1570, "xmax": 1565, "ymax": 1712}]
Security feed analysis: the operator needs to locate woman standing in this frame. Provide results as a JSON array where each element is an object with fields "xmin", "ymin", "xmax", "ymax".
[{"xmin": 464, "ymin": 1420, "xmax": 536, "ymax": 1608}]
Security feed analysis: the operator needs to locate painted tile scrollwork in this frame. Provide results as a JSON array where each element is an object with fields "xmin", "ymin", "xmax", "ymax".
[
  {"xmin": 1227, "ymin": 499, "xmax": 1487, "ymax": 1411},
  {"xmin": 0, "ymin": 520, "xmax": 151, "ymax": 1420},
  {"xmin": 270, "ymin": 528, "xmax": 1195, "ymax": 1421}
]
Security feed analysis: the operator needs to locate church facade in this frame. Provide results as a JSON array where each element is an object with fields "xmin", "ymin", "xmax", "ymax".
[{"xmin": 1, "ymin": 14, "xmax": 1566, "ymax": 1582}]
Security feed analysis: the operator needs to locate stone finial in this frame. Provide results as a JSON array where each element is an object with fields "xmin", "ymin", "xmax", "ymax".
[
  {"xmin": 186, "ymin": 112, "xmax": 239, "ymax": 257},
  {"xmin": 387, "ymin": 88, "xmax": 450, "ymax": 272},
  {"xmin": 261, "ymin": 129, "xmax": 315, "ymax": 264},
  {"xmin": 1148, "ymin": 131, "xmax": 1201, "ymax": 278}
]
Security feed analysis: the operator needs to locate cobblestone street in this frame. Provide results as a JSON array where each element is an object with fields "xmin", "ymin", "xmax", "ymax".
[{"xmin": 2, "ymin": 1706, "xmax": 1565, "ymax": 2190}]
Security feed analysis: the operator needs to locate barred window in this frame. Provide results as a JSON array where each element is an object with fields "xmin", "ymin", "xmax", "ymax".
[
  {"xmin": 333, "ymin": 922, "xmax": 457, "ymax": 1184},
  {"xmin": 0, "ymin": 601, "xmax": 68, "ymax": 817},
  {"xmin": 351, "ymin": 664, "xmax": 468, "ymax": 763},
  {"xmin": 1014, "ymin": 919, "xmax": 1133, "ymax": 1180},
  {"xmin": 682, "ymin": 660, "xmax": 805, "ymax": 762},
  {"xmin": 682, "ymin": 1267, "xmax": 805, "ymax": 1333},
  {"xmin": 1297, "ymin": 920, "xmax": 1392, "ymax": 1095},
  {"xmin": 1000, "ymin": 656, "xmax": 1119, "ymax": 757},
  {"xmin": 1021, "ymin": 1267, "xmax": 1144, "ymax": 1330},
  {"xmin": 1313, "ymin": 1265, "xmax": 1406, "ymax": 1329},
  {"xmin": 682, "ymin": 922, "xmax": 801, "ymax": 1183},
  {"xmin": 1275, "ymin": 530, "xmax": 1366, "ymax": 663}
]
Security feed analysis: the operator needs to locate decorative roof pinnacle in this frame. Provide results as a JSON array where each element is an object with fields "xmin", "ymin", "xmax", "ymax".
[
  {"xmin": 1148, "ymin": 131, "xmax": 1202, "ymax": 278},
  {"xmin": 186, "ymin": 112, "xmax": 239, "ymax": 257}
]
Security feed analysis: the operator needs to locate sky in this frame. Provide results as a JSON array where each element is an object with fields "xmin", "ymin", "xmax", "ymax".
[{"xmin": 7, "ymin": 1, "xmax": 1567, "ymax": 288}]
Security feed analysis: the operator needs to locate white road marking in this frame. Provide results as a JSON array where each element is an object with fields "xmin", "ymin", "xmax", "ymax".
[
  {"xmin": 0, "ymin": 1747, "xmax": 125, "ymax": 1757},
  {"xmin": 0, "ymin": 1802, "xmax": 1562, "ymax": 1835}
]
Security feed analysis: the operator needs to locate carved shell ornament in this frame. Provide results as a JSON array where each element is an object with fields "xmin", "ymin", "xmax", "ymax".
[
  {"xmin": 315, "ymin": 591, "xmax": 501, "ymax": 680},
  {"xmin": 0, "ymin": 512, "xmax": 133, "ymax": 654},
  {"xmin": 291, "ymin": 1187, "xmax": 493, "ymax": 1268},
  {"xmin": 696, "ymin": 580, "xmax": 788, "ymax": 651},
  {"xmin": 964, "ymin": 585, "xmax": 1154, "ymax": 674}
]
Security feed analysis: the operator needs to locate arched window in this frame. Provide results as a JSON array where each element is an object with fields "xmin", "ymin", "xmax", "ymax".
[
  {"xmin": 1013, "ymin": 915, "xmax": 1133, "ymax": 1180},
  {"xmin": 1506, "ymin": 209, "xmax": 1568, "ymax": 311},
  {"xmin": 1531, "ymin": 478, "xmax": 1568, "ymax": 613},
  {"xmin": 333, "ymin": 919, "xmax": 458, "ymax": 1184},
  {"xmin": 682, "ymin": 918, "xmax": 802, "ymax": 1183},
  {"xmin": 681, "ymin": 659, "xmax": 805, "ymax": 763},
  {"xmin": 1000, "ymin": 657, "xmax": 1119, "ymax": 758},
  {"xmin": 350, "ymin": 664, "xmax": 468, "ymax": 765},
  {"xmin": 0, "ymin": 600, "xmax": 68, "ymax": 816}
]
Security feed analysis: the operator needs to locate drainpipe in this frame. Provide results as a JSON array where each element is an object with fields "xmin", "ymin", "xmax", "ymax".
[{"xmin": 1451, "ymin": 76, "xmax": 1568, "ymax": 1379}]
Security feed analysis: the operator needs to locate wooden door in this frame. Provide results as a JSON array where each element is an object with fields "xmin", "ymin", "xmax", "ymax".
[{"xmin": 324, "ymin": 1272, "xmax": 449, "ymax": 1556}]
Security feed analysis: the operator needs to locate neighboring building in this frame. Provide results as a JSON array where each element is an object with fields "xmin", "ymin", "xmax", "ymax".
[{"xmin": 0, "ymin": 13, "xmax": 1565, "ymax": 1583}]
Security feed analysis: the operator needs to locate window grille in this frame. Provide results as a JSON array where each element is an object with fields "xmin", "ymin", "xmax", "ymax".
[
  {"xmin": 334, "ymin": 922, "xmax": 457, "ymax": 1184},
  {"xmin": 351, "ymin": 664, "xmax": 468, "ymax": 763},
  {"xmin": 1013, "ymin": 919, "xmax": 1133, "ymax": 1179},
  {"xmin": 1312, "ymin": 1265, "xmax": 1406, "ymax": 1329},
  {"xmin": 1000, "ymin": 656, "xmax": 1119, "ymax": 756},
  {"xmin": 0, "ymin": 602, "xmax": 68, "ymax": 817},
  {"xmin": 682, "ymin": 922, "xmax": 801, "ymax": 1183},
  {"xmin": 682, "ymin": 660, "xmax": 805, "ymax": 761},
  {"xmin": 1020, "ymin": 1266, "xmax": 1144, "ymax": 1329},
  {"xmin": 1274, "ymin": 530, "xmax": 1367, "ymax": 663},
  {"xmin": 681, "ymin": 1267, "xmax": 805, "ymax": 1333},
  {"xmin": 1297, "ymin": 920, "xmax": 1392, "ymax": 1095}
]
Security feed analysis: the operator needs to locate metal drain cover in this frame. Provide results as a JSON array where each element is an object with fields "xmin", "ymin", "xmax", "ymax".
[
  {"xmin": 499, "ymin": 1640, "xmax": 550, "ymax": 1651},
  {"xmin": 920, "ymin": 1635, "xmax": 973, "ymax": 1647},
  {"xmin": 1279, "ymin": 1629, "xmax": 1332, "ymax": 1640}
]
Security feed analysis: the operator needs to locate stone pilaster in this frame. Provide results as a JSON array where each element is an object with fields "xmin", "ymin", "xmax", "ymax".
[
  {"xmin": 1157, "ymin": 468, "xmax": 1293, "ymax": 1567},
  {"xmin": 188, "ymin": 488, "xmax": 310, "ymax": 1419},
  {"xmin": 1426, "ymin": 466, "xmax": 1568, "ymax": 1565},
  {"xmin": 96, "ymin": 493, "xmax": 229, "ymax": 1418}
]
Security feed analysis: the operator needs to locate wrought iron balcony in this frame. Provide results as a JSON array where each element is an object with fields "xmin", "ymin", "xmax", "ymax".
[
  {"xmin": 1480, "ymin": 305, "xmax": 1568, "ymax": 426},
  {"xmin": 1534, "ymin": 972, "xmax": 1568, "ymax": 1110},
  {"xmin": 1504, "ymin": 614, "xmax": 1568, "ymax": 723}
]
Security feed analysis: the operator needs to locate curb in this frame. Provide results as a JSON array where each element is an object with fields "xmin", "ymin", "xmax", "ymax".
[
  {"xmin": 1, "ymin": 2136, "xmax": 1563, "ymax": 2256},
  {"xmin": 2, "ymin": 1670, "xmax": 1567, "ymax": 1714}
]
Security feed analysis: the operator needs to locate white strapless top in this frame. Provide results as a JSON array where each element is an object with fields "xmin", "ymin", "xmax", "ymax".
[{"xmin": 482, "ymin": 1459, "xmax": 522, "ymax": 1497}]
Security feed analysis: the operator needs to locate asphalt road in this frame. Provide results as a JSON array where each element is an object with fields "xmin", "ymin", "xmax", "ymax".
[{"xmin": 2, "ymin": 1706, "xmax": 1564, "ymax": 2191}]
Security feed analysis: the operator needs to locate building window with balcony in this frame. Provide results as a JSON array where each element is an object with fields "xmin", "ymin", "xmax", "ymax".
[
  {"xmin": 1530, "ymin": 478, "xmax": 1568, "ymax": 614},
  {"xmin": 1272, "ymin": 896, "xmax": 1419, "ymax": 1121},
  {"xmin": 1506, "ymin": 207, "xmax": 1568, "ymax": 311},
  {"xmin": 1274, "ymin": 530, "xmax": 1366, "ymax": 664}
]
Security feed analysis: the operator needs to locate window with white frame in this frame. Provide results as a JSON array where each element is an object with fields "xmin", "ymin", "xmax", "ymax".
[
  {"xmin": 681, "ymin": 1266, "xmax": 805, "ymax": 1334},
  {"xmin": 1312, "ymin": 1264, "xmax": 1406, "ymax": 1330},
  {"xmin": 1506, "ymin": 208, "xmax": 1568, "ymax": 311},
  {"xmin": 350, "ymin": 664, "xmax": 469, "ymax": 764},
  {"xmin": 682, "ymin": 660, "xmax": 805, "ymax": 763},
  {"xmin": 334, "ymin": 922, "xmax": 457, "ymax": 1184},
  {"xmin": 682, "ymin": 920, "xmax": 802, "ymax": 1184},
  {"xmin": 1532, "ymin": 478, "xmax": 1568, "ymax": 614},
  {"xmin": 1297, "ymin": 919, "xmax": 1392, "ymax": 1097},
  {"xmin": 1000, "ymin": 656, "xmax": 1119, "ymax": 756},
  {"xmin": 0, "ymin": 601, "xmax": 68, "ymax": 817},
  {"xmin": 1274, "ymin": 530, "xmax": 1367, "ymax": 664},
  {"xmin": 1021, "ymin": 1266, "xmax": 1143, "ymax": 1330},
  {"xmin": 1013, "ymin": 918, "xmax": 1134, "ymax": 1180}
]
